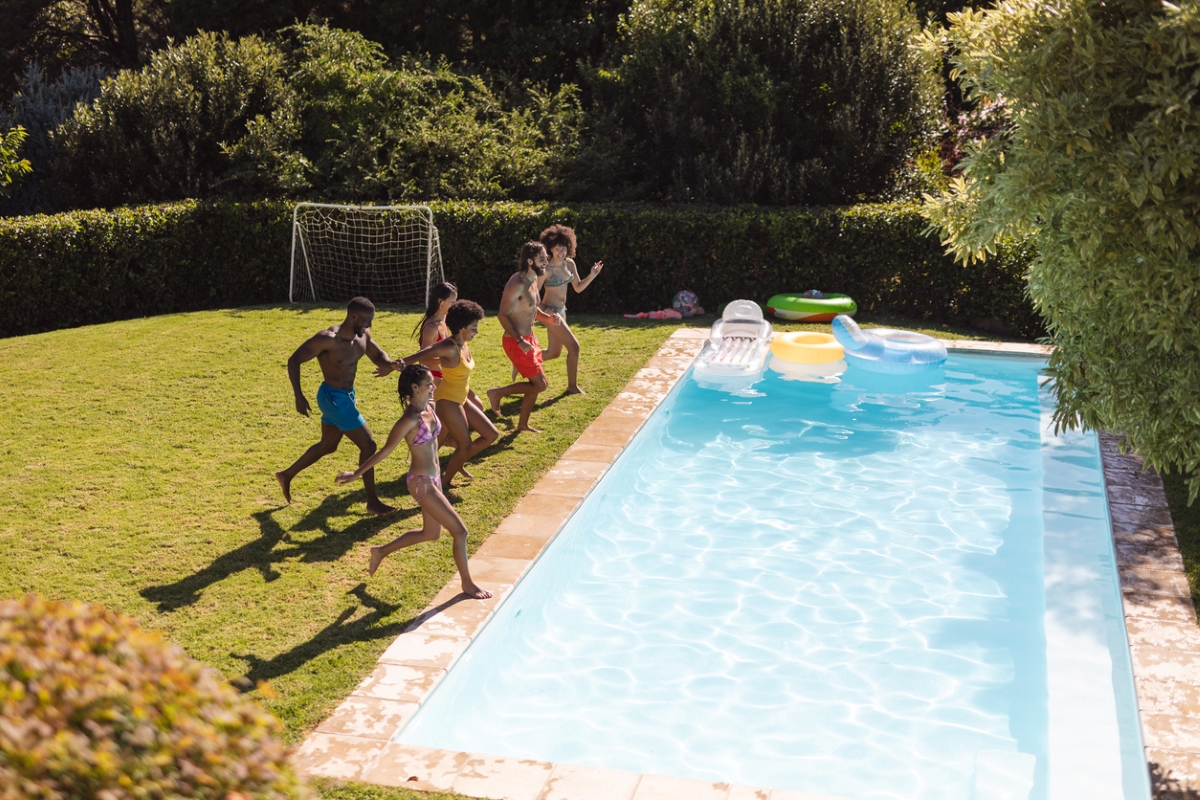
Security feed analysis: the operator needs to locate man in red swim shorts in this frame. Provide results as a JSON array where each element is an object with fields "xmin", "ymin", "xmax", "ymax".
[{"xmin": 487, "ymin": 241, "xmax": 562, "ymax": 433}]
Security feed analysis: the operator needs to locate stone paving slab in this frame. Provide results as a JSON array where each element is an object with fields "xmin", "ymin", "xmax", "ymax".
[{"xmin": 293, "ymin": 334, "xmax": 1196, "ymax": 800}]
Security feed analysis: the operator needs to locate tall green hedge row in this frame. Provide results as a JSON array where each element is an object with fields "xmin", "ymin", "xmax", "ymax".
[{"xmin": 0, "ymin": 199, "xmax": 1041, "ymax": 339}]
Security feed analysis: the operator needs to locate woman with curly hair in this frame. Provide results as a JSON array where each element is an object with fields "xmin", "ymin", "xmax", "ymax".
[{"xmin": 536, "ymin": 223, "xmax": 603, "ymax": 394}]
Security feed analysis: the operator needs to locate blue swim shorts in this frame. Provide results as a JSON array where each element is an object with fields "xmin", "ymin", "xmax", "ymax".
[{"xmin": 317, "ymin": 382, "xmax": 366, "ymax": 432}]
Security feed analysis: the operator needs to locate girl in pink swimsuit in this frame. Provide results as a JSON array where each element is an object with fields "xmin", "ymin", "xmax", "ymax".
[{"xmin": 335, "ymin": 363, "xmax": 491, "ymax": 599}]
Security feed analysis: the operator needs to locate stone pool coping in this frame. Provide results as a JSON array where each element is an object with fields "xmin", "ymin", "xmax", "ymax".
[{"xmin": 291, "ymin": 329, "xmax": 1197, "ymax": 800}]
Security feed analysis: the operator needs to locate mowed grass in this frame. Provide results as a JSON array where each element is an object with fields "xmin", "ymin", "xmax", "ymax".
[{"xmin": 0, "ymin": 304, "xmax": 680, "ymax": 743}]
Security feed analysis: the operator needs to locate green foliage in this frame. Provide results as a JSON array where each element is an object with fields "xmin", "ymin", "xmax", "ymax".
[
  {"xmin": 0, "ymin": 200, "xmax": 291, "ymax": 337},
  {"xmin": 589, "ymin": 0, "xmax": 942, "ymax": 204},
  {"xmin": 0, "ymin": 62, "xmax": 105, "ymax": 215},
  {"xmin": 922, "ymin": 0, "xmax": 1200, "ymax": 500},
  {"xmin": 0, "ymin": 593, "xmax": 309, "ymax": 799},
  {"xmin": 166, "ymin": 0, "xmax": 626, "ymax": 92},
  {"xmin": 0, "ymin": 198, "xmax": 1039, "ymax": 339},
  {"xmin": 0, "ymin": 126, "xmax": 32, "ymax": 197},
  {"xmin": 51, "ymin": 30, "xmax": 301, "ymax": 209},
  {"xmin": 274, "ymin": 24, "xmax": 587, "ymax": 202}
]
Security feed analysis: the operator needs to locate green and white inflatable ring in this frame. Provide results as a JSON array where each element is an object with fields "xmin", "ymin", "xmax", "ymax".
[{"xmin": 766, "ymin": 293, "xmax": 857, "ymax": 323}]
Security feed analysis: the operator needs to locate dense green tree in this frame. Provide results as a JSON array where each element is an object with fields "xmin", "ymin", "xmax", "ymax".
[
  {"xmin": 273, "ymin": 24, "xmax": 586, "ymax": 201},
  {"xmin": 0, "ymin": 63, "xmax": 105, "ymax": 214},
  {"xmin": 51, "ymin": 30, "xmax": 300, "ymax": 208},
  {"xmin": 590, "ymin": 0, "xmax": 942, "ymax": 204},
  {"xmin": 922, "ymin": 0, "xmax": 1200, "ymax": 499},
  {"xmin": 0, "ymin": 126, "xmax": 32, "ymax": 197},
  {"xmin": 166, "ymin": 0, "xmax": 627, "ymax": 90},
  {"xmin": 0, "ymin": 0, "xmax": 168, "ymax": 98}
]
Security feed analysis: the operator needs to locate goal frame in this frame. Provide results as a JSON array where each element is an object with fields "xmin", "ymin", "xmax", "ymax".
[{"xmin": 289, "ymin": 202, "xmax": 442, "ymax": 305}]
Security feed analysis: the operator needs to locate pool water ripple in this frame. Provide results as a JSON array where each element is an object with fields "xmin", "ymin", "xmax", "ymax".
[{"xmin": 397, "ymin": 356, "xmax": 1150, "ymax": 800}]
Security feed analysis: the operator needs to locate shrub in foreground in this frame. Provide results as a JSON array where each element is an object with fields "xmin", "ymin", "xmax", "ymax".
[{"xmin": 0, "ymin": 594, "xmax": 309, "ymax": 800}]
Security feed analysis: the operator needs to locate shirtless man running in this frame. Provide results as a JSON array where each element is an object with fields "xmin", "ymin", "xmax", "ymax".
[
  {"xmin": 275, "ymin": 297, "xmax": 399, "ymax": 515},
  {"xmin": 486, "ymin": 241, "xmax": 561, "ymax": 433}
]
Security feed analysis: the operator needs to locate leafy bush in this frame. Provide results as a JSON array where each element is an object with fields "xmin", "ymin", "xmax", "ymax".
[
  {"xmin": 922, "ymin": 0, "xmax": 1200, "ymax": 500},
  {"xmin": 0, "ymin": 198, "xmax": 1039, "ymax": 339},
  {"xmin": 273, "ymin": 24, "xmax": 587, "ymax": 202},
  {"xmin": 0, "ymin": 593, "xmax": 309, "ymax": 799},
  {"xmin": 51, "ymin": 30, "xmax": 301, "ymax": 210},
  {"xmin": 0, "ymin": 126, "xmax": 31, "ymax": 197},
  {"xmin": 0, "ymin": 62, "xmax": 105, "ymax": 215},
  {"xmin": 588, "ymin": 0, "xmax": 942, "ymax": 204}
]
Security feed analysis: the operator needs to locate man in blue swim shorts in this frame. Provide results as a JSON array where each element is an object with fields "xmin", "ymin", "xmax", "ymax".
[{"xmin": 275, "ymin": 297, "xmax": 401, "ymax": 515}]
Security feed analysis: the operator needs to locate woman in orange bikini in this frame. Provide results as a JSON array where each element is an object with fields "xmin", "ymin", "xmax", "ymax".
[
  {"xmin": 536, "ymin": 224, "xmax": 603, "ymax": 394},
  {"xmin": 335, "ymin": 363, "xmax": 491, "ymax": 599},
  {"xmin": 396, "ymin": 300, "xmax": 498, "ymax": 488}
]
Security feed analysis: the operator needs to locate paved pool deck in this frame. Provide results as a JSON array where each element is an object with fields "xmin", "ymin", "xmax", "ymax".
[{"xmin": 291, "ymin": 328, "xmax": 1200, "ymax": 800}]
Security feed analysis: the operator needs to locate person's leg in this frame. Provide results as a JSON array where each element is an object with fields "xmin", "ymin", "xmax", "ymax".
[
  {"xmin": 368, "ymin": 497, "xmax": 442, "ymax": 576},
  {"xmin": 276, "ymin": 423, "xmax": 342, "ymax": 503},
  {"xmin": 436, "ymin": 399, "xmax": 474, "ymax": 488},
  {"xmin": 416, "ymin": 487, "xmax": 491, "ymax": 599},
  {"xmin": 343, "ymin": 425, "xmax": 395, "ymax": 515},
  {"xmin": 516, "ymin": 372, "xmax": 549, "ymax": 433},
  {"xmin": 551, "ymin": 318, "xmax": 583, "ymax": 393},
  {"xmin": 463, "ymin": 400, "xmax": 499, "ymax": 457}
]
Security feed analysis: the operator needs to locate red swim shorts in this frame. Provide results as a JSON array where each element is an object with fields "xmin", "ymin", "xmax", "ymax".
[{"xmin": 503, "ymin": 333, "xmax": 544, "ymax": 379}]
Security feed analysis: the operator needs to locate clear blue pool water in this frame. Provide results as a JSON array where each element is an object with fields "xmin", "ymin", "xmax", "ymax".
[{"xmin": 397, "ymin": 354, "xmax": 1151, "ymax": 800}]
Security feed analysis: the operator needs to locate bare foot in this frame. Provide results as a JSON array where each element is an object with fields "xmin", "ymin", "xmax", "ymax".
[
  {"xmin": 516, "ymin": 425, "xmax": 542, "ymax": 434},
  {"xmin": 366, "ymin": 501, "xmax": 397, "ymax": 516},
  {"xmin": 486, "ymin": 387, "xmax": 503, "ymax": 414},
  {"xmin": 566, "ymin": 387, "xmax": 585, "ymax": 395},
  {"xmin": 275, "ymin": 471, "xmax": 292, "ymax": 504},
  {"xmin": 459, "ymin": 465, "xmax": 474, "ymax": 479},
  {"xmin": 368, "ymin": 546, "xmax": 385, "ymax": 576},
  {"xmin": 462, "ymin": 582, "xmax": 492, "ymax": 599}
]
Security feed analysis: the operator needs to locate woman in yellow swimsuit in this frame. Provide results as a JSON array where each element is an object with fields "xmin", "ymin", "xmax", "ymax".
[
  {"xmin": 396, "ymin": 300, "xmax": 498, "ymax": 488},
  {"xmin": 537, "ymin": 224, "xmax": 603, "ymax": 394}
]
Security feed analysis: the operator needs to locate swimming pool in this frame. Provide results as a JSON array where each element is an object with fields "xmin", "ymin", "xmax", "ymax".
[{"xmin": 396, "ymin": 354, "xmax": 1151, "ymax": 799}]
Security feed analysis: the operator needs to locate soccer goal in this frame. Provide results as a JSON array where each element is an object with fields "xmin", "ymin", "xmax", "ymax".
[{"xmin": 289, "ymin": 203, "xmax": 445, "ymax": 306}]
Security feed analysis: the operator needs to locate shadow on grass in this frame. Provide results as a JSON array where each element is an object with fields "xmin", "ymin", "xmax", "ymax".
[
  {"xmin": 139, "ymin": 494, "xmax": 420, "ymax": 612},
  {"xmin": 230, "ymin": 583, "xmax": 410, "ymax": 690}
]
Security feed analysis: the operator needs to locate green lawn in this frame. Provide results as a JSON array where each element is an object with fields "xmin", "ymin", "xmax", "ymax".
[{"xmin": 7, "ymin": 305, "xmax": 1183, "ymax": 800}]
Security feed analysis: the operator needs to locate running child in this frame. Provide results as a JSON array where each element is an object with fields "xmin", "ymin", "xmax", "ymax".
[{"xmin": 336, "ymin": 364, "xmax": 492, "ymax": 599}]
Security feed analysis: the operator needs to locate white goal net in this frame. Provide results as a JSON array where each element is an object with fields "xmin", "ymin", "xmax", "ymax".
[{"xmin": 290, "ymin": 203, "xmax": 445, "ymax": 306}]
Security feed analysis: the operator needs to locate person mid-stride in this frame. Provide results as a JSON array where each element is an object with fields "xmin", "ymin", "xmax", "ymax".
[
  {"xmin": 487, "ymin": 241, "xmax": 561, "ymax": 433},
  {"xmin": 336, "ymin": 363, "xmax": 492, "ymax": 600},
  {"xmin": 275, "ymin": 296, "xmax": 399, "ymax": 516}
]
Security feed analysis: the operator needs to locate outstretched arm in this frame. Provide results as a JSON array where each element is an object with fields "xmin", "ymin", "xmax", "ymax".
[
  {"xmin": 336, "ymin": 416, "xmax": 413, "ymax": 482},
  {"xmin": 287, "ymin": 333, "xmax": 333, "ymax": 416},
  {"xmin": 400, "ymin": 338, "xmax": 458, "ymax": 369},
  {"xmin": 365, "ymin": 332, "xmax": 399, "ymax": 377},
  {"xmin": 570, "ymin": 258, "xmax": 603, "ymax": 293}
]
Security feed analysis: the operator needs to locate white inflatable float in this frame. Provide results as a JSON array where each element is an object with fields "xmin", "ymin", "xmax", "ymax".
[{"xmin": 693, "ymin": 300, "xmax": 772, "ymax": 377}]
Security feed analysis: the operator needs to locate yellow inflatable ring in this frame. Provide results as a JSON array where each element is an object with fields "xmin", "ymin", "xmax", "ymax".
[{"xmin": 770, "ymin": 331, "xmax": 844, "ymax": 364}]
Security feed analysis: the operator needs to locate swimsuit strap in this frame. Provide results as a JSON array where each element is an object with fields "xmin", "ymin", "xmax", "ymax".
[{"xmin": 411, "ymin": 405, "xmax": 441, "ymax": 446}]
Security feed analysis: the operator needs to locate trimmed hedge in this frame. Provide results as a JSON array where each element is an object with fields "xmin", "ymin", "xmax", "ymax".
[
  {"xmin": 0, "ymin": 201, "xmax": 292, "ymax": 338},
  {"xmin": 0, "ymin": 200, "xmax": 1041, "ymax": 339}
]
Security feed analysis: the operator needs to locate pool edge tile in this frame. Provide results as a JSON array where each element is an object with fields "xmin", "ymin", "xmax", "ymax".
[
  {"xmin": 290, "ymin": 732, "xmax": 386, "ymax": 781},
  {"xmin": 1101, "ymin": 431, "xmax": 1200, "ymax": 791},
  {"xmin": 536, "ymin": 762, "xmax": 642, "ymax": 800},
  {"xmin": 452, "ymin": 752, "xmax": 555, "ymax": 800}
]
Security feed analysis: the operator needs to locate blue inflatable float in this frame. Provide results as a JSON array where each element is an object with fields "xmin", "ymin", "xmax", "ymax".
[{"xmin": 830, "ymin": 314, "xmax": 947, "ymax": 374}]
